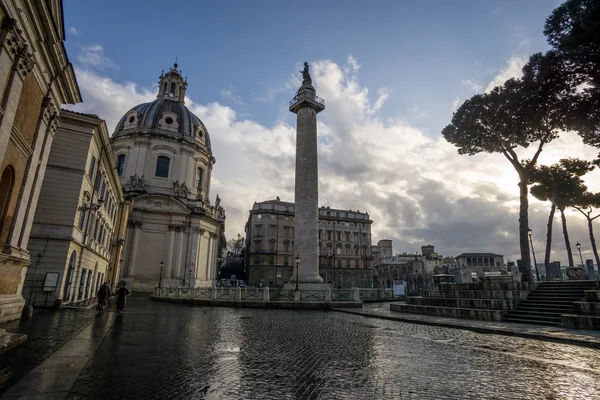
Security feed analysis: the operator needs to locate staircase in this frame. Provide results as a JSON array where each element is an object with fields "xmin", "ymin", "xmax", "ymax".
[{"xmin": 504, "ymin": 281, "xmax": 598, "ymax": 326}]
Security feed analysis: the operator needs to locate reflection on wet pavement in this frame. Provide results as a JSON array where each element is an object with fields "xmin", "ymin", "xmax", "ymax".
[{"xmin": 63, "ymin": 295, "xmax": 600, "ymax": 400}]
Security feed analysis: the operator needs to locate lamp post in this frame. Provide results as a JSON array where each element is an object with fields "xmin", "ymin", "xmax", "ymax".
[
  {"xmin": 158, "ymin": 260, "xmax": 164, "ymax": 289},
  {"xmin": 188, "ymin": 268, "xmax": 192, "ymax": 288},
  {"xmin": 528, "ymin": 229, "xmax": 541, "ymax": 282},
  {"xmin": 295, "ymin": 255, "xmax": 300, "ymax": 291},
  {"xmin": 576, "ymin": 242, "xmax": 584, "ymax": 267}
]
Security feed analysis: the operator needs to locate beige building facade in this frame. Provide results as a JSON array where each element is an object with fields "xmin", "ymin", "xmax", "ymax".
[
  {"xmin": 112, "ymin": 64, "xmax": 225, "ymax": 292},
  {"xmin": 0, "ymin": 0, "xmax": 80, "ymax": 321},
  {"xmin": 245, "ymin": 198, "xmax": 374, "ymax": 288},
  {"xmin": 25, "ymin": 110, "xmax": 125, "ymax": 307}
]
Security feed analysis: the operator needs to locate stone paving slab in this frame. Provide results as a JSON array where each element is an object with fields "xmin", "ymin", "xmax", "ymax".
[
  {"xmin": 333, "ymin": 301, "xmax": 600, "ymax": 349},
  {"xmin": 0, "ymin": 311, "xmax": 114, "ymax": 400},
  {"xmin": 0, "ymin": 308, "xmax": 98, "ymax": 396}
]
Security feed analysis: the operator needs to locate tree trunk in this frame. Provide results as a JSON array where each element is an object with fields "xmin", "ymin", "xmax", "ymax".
[
  {"xmin": 587, "ymin": 217, "xmax": 600, "ymax": 270},
  {"xmin": 518, "ymin": 176, "xmax": 533, "ymax": 281},
  {"xmin": 559, "ymin": 207, "xmax": 574, "ymax": 267},
  {"xmin": 544, "ymin": 203, "xmax": 556, "ymax": 272}
]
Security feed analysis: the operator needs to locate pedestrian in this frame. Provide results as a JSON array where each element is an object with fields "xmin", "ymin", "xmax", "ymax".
[
  {"xmin": 116, "ymin": 281, "xmax": 130, "ymax": 315},
  {"xmin": 96, "ymin": 281, "xmax": 110, "ymax": 315}
]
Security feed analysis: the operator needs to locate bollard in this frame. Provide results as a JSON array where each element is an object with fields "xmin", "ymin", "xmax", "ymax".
[
  {"xmin": 263, "ymin": 286, "xmax": 270, "ymax": 301},
  {"xmin": 235, "ymin": 287, "xmax": 242, "ymax": 301},
  {"xmin": 353, "ymin": 287, "xmax": 360, "ymax": 302},
  {"xmin": 211, "ymin": 286, "xmax": 217, "ymax": 300},
  {"xmin": 294, "ymin": 289, "xmax": 301, "ymax": 302},
  {"xmin": 325, "ymin": 286, "xmax": 332, "ymax": 302},
  {"xmin": 378, "ymin": 287, "xmax": 384, "ymax": 300}
]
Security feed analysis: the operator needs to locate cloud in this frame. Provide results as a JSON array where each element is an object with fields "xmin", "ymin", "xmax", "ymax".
[
  {"xmin": 485, "ymin": 56, "xmax": 527, "ymax": 92},
  {"xmin": 461, "ymin": 79, "xmax": 483, "ymax": 93},
  {"xmin": 451, "ymin": 96, "xmax": 461, "ymax": 112},
  {"xmin": 68, "ymin": 26, "xmax": 81, "ymax": 37},
  {"xmin": 69, "ymin": 56, "xmax": 600, "ymax": 266},
  {"xmin": 77, "ymin": 45, "xmax": 118, "ymax": 70},
  {"xmin": 347, "ymin": 55, "xmax": 360, "ymax": 72}
]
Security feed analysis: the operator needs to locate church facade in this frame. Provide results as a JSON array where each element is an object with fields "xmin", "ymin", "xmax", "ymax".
[{"xmin": 111, "ymin": 64, "xmax": 225, "ymax": 292}]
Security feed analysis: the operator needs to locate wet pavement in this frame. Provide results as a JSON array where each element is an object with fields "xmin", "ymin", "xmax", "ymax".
[
  {"xmin": 0, "ymin": 307, "xmax": 97, "ymax": 396},
  {"xmin": 1, "ymin": 296, "xmax": 599, "ymax": 399},
  {"xmin": 341, "ymin": 302, "xmax": 600, "ymax": 348}
]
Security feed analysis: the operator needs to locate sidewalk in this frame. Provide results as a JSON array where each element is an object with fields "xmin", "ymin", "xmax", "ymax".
[
  {"xmin": 333, "ymin": 301, "xmax": 600, "ymax": 349},
  {"xmin": 0, "ymin": 308, "xmax": 98, "ymax": 396}
]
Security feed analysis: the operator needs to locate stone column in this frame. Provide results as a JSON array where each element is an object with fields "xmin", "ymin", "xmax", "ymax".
[
  {"xmin": 289, "ymin": 74, "xmax": 325, "ymax": 284},
  {"xmin": 165, "ymin": 225, "xmax": 176, "ymax": 278},
  {"xmin": 126, "ymin": 221, "xmax": 142, "ymax": 277}
]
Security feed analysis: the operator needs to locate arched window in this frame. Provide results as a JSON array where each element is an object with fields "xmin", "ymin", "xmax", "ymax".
[
  {"xmin": 0, "ymin": 166, "xmax": 15, "ymax": 234},
  {"xmin": 89, "ymin": 155, "xmax": 96, "ymax": 179},
  {"xmin": 116, "ymin": 154, "xmax": 126, "ymax": 176},
  {"xmin": 163, "ymin": 82, "xmax": 168, "ymax": 96},
  {"xmin": 196, "ymin": 167, "xmax": 204, "ymax": 189},
  {"xmin": 169, "ymin": 82, "xmax": 176, "ymax": 96},
  {"xmin": 155, "ymin": 156, "xmax": 170, "ymax": 178}
]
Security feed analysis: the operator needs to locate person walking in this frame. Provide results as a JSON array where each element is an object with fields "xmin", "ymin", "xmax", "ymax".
[
  {"xmin": 116, "ymin": 281, "xmax": 130, "ymax": 315},
  {"xmin": 96, "ymin": 282, "xmax": 110, "ymax": 315}
]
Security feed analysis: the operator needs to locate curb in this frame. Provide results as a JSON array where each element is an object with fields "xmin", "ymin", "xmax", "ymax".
[{"xmin": 331, "ymin": 308, "xmax": 600, "ymax": 350}]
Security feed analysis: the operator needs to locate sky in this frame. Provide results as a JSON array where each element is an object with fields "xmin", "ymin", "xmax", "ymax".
[{"xmin": 62, "ymin": 0, "xmax": 600, "ymax": 265}]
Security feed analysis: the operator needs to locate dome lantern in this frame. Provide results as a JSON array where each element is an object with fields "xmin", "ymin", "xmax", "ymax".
[{"xmin": 157, "ymin": 63, "xmax": 187, "ymax": 103}]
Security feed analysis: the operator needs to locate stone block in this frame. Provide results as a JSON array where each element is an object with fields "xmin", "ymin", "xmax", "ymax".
[
  {"xmin": 573, "ymin": 301, "xmax": 600, "ymax": 315},
  {"xmin": 566, "ymin": 266, "xmax": 588, "ymax": 281},
  {"xmin": 584, "ymin": 290, "xmax": 600, "ymax": 302},
  {"xmin": 562, "ymin": 314, "xmax": 600, "ymax": 330}
]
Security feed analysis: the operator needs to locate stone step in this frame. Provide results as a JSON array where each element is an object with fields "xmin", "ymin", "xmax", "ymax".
[
  {"xmin": 503, "ymin": 315, "xmax": 562, "ymax": 327},
  {"xmin": 527, "ymin": 294, "xmax": 584, "ymax": 300},
  {"xmin": 390, "ymin": 303, "xmax": 503, "ymax": 321},
  {"xmin": 422, "ymin": 289, "xmax": 530, "ymax": 300},
  {"xmin": 406, "ymin": 297, "xmax": 516, "ymax": 310},
  {"xmin": 517, "ymin": 305, "xmax": 573, "ymax": 312},
  {"xmin": 508, "ymin": 309, "xmax": 564, "ymax": 318},
  {"xmin": 562, "ymin": 314, "xmax": 600, "ymax": 330}
]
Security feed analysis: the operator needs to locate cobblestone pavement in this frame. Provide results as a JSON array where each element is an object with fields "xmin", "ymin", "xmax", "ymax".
[
  {"xmin": 0, "ymin": 308, "xmax": 97, "ymax": 396},
  {"xmin": 64, "ymin": 295, "xmax": 600, "ymax": 400}
]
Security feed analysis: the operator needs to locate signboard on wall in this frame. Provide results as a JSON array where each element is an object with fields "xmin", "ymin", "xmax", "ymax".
[
  {"xmin": 43, "ymin": 272, "xmax": 60, "ymax": 292},
  {"xmin": 393, "ymin": 280, "xmax": 405, "ymax": 296}
]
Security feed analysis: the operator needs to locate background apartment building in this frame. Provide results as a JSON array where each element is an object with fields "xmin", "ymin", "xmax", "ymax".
[{"xmin": 244, "ymin": 198, "xmax": 374, "ymax": 288}]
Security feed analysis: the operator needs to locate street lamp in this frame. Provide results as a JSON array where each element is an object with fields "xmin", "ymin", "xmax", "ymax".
[
  {"xmin": 528, "ymin": 229, "xmax": 541, "ymax": 282},
  {"xmin": 576, "ymin": 242, "xmax": 584, "ymax": 267},
  {"xmin": 188, "ymin": 268, "xmax": 192, "ymax": 288},
  {"xmin": 295, "ymin": 255, "xmax": 300, "ymax": 291},
  {"xmin": 158, "ymin": 260, "xmax": 164, "ymax": 289}
]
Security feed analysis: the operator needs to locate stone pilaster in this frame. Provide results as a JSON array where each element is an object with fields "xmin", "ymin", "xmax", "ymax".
[
  {"xmin": 0, "ymin": 21, "xmax": 34, "ymax": 164},
  {"xmin": 165, "ymin": 224, "xmax": 177, "ymax": 278},
  {"xmin": 125, "ymin": 221, "xmax": 142, "ymax": 276}
]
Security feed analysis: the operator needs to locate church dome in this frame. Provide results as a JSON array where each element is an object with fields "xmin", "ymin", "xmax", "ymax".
[{"xmin": 112, "ymin": 64, "xmax": 212, "ymax": 154}]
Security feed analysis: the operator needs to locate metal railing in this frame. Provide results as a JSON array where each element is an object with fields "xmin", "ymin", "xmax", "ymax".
[
  {"xmin": 270, "ymin": 289, "xmax": 295, "ymax": 301},
  {"xmin": 289, "ymin": 92, "xmax": 325, "ymax": 107},
  {"xmin": 359, "ymin": 289, "xmax": 378, "ymax": 301},
  {"xmin": 214, "ymin": 288, "xmax": 235, "ymax": 300},
  {"xmin": 194, "ymin": 288, "xmax": 211, "ymax": 300},
  {"xmin": 332, "ymin": 289, "xmax": 354, "ymax": 302},
  {"xmin": 241, "ymin": 288, "xmax": 263, "ymax": 301},
  {"xmin": 301, "ymin": 290, "xmax": 325, "ymax": 301}
]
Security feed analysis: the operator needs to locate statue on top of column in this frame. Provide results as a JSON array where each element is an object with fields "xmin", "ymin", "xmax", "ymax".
[{"xmin": 300, "ymin": 62, "xmax": 312, "ymax": 85}]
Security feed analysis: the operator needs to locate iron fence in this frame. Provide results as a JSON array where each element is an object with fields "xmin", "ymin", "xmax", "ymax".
[
  {"xmin": 359, "ymin": 289, "xmax": 378, "ymax": 301},
  {"xmin": 270, "ymin": 289, "xmax": 295, "ymax": 301},
  {"xmin": 194, "ymin": 288, "xmax": 212, "ymax": 299},
  {"xmin": 241, "ymin": 288, "xmax": 263, "ymax": 301},
  {"xmin": 301, "ymin": 290, "xmax": 325, "ymax": 301},
  {"xmin": 215, "ymin": 288, "xmax": 235, "ymax": 300},
  {"xmin": 332, "ymin": 289, "xmax": 354, "ymax": 302}
]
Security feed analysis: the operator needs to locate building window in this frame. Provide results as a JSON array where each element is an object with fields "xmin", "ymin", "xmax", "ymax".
[
  {"xmin": 346, "ymin": 247, "xmax": 351, "ymax": 256},
  {"xmin": 85, "ymin": 271, "xmax": 93, "ymax": 299},
  {"xmin": 196, "ymin": 167, "xmax": 204, "ymax": 189},
  {"xmin": 284, "ymin": 241, "xmax": 289, "ymax": 252},
  {"xmin": 170, "ymin": 82, "xmax": 176, "ymax": 96},
  {"xmin": 78, "ymin": 269, "xmax": 87, "ymax": 300},
  {"xmin": 337, "ymin": 246, "xmax": 341, "ymax": 255},
  {"xmin": 89, "ymin": 156, "xmax": 96, "ymax": 179},
  {"xmin": 354, "ymin": 247, "xmax": 359, "ymax": 256},
  {"xmin": 64, "ymin": 251, "xmax": 76, "ymax": 301},
  {"xmin": 354, "ymin": 233, "xmax": 359, "ymax": 242},
  {"xmin": 327, "ymin": 231, "xmax": 332, "ymax": 240},
  {"xmin": 117, "ymin": 154, "xmax": 126, "ymax": 176},
  {"xmin": 345, "ymin": 232, "xmax": 350, "ymax": 241},
  {"xmin": 257, "ymin": 214, "xmax": 262, "ymax": 219},
  {"xmin": 337, "ymin": 232, "xmax": 341, "ymax": 241},
  {"xmin": 0, "ymin": 166, "xmax": 15, "ymax": 233},
  {"xmin": 155, "ymin": 156, "xmax": 170, "ymax": 178},
  {"xmin": 270, "ymin": 214, "xmax": 276, "ymax": 219}
]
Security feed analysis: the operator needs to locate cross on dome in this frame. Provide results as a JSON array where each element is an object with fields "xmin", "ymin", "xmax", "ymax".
[{"xmin": 157, "ymin": 63, "xmax": 188, "ymax": 103}]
